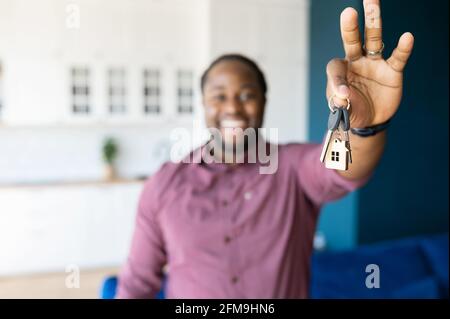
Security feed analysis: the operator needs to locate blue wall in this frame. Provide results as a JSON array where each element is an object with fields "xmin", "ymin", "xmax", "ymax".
[
  {"xmin": 309, "ymin": 0, "xmax": 449, "ymax": 250},
  {"xmin": 357, "ymin": 0, "xmax": 449, "ymax": 243}
]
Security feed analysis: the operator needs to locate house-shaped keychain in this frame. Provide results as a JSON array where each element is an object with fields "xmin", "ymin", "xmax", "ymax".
[{"xmin": 325, "ymin": 138, "xmax": 350, "ymax": 171}]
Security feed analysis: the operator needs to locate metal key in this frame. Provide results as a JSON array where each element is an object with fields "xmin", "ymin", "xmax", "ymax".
[
  {"xmin": 320, "ymin": 107, "xmax": 342, "ymax": 162},
  {"xmin": 339, "ymin": 108, "xmax": 352, "ymax": 163}
]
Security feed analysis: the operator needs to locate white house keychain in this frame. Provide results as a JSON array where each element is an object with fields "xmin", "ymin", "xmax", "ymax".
[{"xmin": 319, "ymin": 94, "xmax": 352, "ymax": 171}]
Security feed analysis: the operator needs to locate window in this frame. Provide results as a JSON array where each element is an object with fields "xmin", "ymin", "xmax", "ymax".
[
  {"xmin": 331, "ymin": 151, "xmax": 340, "ymax": 162},
  {"xmin": 71, "ymin": 67, "xmax": 90, "ymax": 114},
  {"xmin": 107, "ymin": 68, "xmax": 126, "ymax": 114},
  {"xmin": 177, "ymin": 70, "xmax": 193, "ymax": 114},
  {"xmin": 143, "ymin": 69, "xmax": 160, "ymax": 114}
]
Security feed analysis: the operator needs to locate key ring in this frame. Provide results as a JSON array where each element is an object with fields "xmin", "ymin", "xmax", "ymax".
[{"xmin": 328, "ymin": 94, "xmax": 351, "ymax": 112}]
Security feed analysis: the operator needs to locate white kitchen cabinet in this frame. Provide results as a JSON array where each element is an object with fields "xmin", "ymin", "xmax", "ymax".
[{"xmin": 0, "ymin": 181, "xmax": 142, "ymax": 276}]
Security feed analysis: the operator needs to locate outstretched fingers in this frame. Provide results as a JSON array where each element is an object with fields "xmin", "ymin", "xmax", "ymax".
[
  {"xmin": 340, "ymin": 7, "xmax": 363, "ymax": 61},
  {"xmin": 363, "ymin": 0, "xmax": 383, "ymax": 59},
  {"xmin": 387, "ymin": 32, "xmax": 415, "ymax": 72}
]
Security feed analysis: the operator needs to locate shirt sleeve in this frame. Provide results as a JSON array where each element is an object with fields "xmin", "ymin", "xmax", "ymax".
[
  {"xmin": 289, "ymin": 143, "xmax": 370, "ymax": 206},
  {"xmin": 116, "ymin": 176, "xmax": 167, "ymax": 299}
]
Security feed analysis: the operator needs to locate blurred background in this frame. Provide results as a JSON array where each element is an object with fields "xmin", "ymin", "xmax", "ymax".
[{"xmin": 0, "ymin": 0, "xmax": 448, "ymax": 298}]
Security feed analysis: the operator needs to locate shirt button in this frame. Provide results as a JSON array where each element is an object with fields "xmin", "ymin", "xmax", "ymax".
[
  {"xmin": 244, "ymin": 192, "xmax": 252, "ymax": 200},
  {"xmin": 224, "ymin": 236, "xmax": 231, "ymax": 244},
  {"xmin": 221, "ymin": 200, "xmax": 228, "ymax": 207},
  {"xmin": 231, "ymin": 276, "xmax": 239, "ymax": 284}
]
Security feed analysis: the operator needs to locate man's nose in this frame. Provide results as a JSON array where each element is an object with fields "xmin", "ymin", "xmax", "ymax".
[{"xmin": 223, "ymin": 96, "xmax": 244, "ymax": 114}]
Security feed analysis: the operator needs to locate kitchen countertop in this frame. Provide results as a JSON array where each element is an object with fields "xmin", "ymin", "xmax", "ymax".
[{"xmin": 0, "ymin": 178, "xmax": 146, "ymax": 190}]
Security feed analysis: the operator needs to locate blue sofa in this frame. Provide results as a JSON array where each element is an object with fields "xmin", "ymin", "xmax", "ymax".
[
  {"xmin": 100, "ymin": 233, "xmax": 448, "ymax": 299},
  {"xmin": 310, "ymin": 233, "xmax": 448, "ymax": 298}
]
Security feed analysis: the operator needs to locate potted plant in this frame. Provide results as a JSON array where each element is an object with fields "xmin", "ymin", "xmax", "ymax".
[{"xmin": 102, "ymin": 137, "xmax": 119, "ymax": 181}]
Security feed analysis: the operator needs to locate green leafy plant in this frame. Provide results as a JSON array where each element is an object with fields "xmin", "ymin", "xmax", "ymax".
[{"xmin": 102, "ymin": 137, "xmax": 118, "ymax": 165}]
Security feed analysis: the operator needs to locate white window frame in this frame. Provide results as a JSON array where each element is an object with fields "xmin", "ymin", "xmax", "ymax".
[
  {"xmin": 70, "ymin": 66, "xmax": 91, "ymax": 116},
  {"xmin": 107, "ymin": 67, "xmax": 127, "ymax": 115},
  {"xmin": 176, "ymin": 69, "xmax": 194, "ymax": 115},
  {"xmin": 142, "ymin": 68, "xmax": 162, "ymax": 116}
]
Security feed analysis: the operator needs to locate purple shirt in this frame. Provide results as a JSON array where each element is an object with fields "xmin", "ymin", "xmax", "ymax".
[{"xmin": 117, "ymin": 143, "xmax": 367, "ymax": 299}]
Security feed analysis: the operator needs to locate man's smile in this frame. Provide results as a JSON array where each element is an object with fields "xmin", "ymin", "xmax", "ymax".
[{"xmin": 219, "ymin": 118, "xmax": 248, "ymax": 130}]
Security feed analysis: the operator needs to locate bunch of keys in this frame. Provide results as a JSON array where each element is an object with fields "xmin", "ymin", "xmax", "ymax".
[{"xmin": 319, "ymin": 95, "xmax": 352, "ymax": 171}]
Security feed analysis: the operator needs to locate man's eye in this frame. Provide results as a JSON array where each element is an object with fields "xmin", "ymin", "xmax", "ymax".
[
  {"xmin": 213, "ymin": 95, "xmax": 226, "ymax": 102},
  {"xmin": 240, "ymin": 93, "xmax": 255, "ymax": 101}
]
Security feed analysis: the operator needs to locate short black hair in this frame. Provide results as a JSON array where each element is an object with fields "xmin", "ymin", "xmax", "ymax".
[{"xmin": 200, "ymin": 54, "xmax": 267, "ymax": 95}]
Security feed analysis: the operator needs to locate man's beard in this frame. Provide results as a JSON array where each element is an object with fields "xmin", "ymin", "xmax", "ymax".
[{"xmin": 208, "ymin": 127, "xmax": 259, "ymax": 163}]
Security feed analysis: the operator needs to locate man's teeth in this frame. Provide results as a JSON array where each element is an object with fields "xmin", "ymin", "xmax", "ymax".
[{"xmin": 220, "ymin": 119, "xmax": 246, "ymax": 128}]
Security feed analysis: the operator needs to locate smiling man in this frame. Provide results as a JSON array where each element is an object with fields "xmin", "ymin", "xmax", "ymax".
[{"xmin": 117, "ymin": 0, "xmax": 414, "ymax": 298}]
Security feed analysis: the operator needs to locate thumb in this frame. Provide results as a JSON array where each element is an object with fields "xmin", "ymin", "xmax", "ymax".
[{"xmin": 326, "ymin": 58, "xmax": 350, "ymax": 107}]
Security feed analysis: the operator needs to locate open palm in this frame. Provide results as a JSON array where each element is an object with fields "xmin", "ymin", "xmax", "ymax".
[{"xmin": 326, "ymin": 0, "xmax": 414, "ymax": 128}]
